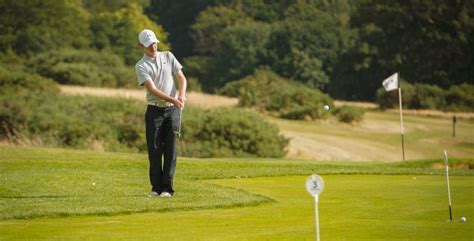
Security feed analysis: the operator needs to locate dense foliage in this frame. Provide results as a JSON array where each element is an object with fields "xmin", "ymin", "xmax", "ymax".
[
  {"xmin": 331, "ymin": 0, "xmax": 474, "ymax": 101},
  {"xmin": 1, "ymin": 0, "xmax": 473, "ymax": 103},
  {"xmin": 28, "ymin": 49, "xmax": 135, "ymax": 87},
  {"xmin": 179, "ymin": 107, "xmax": 288, "ymax": 158},
  {"xmin": 0, "ymin": 77, "xmax": 146, "ymax": 152},
  {"xmin": 376, "ymin": 82, "xmax": 474, "ymax": 112},
  {"xmin": 146, "ymin": 0, "xmax": 473, "ymax": 102},
  {"xmin": 0, "ymin": 68, "xmax": 287, "ymax": 157},
  {"xmin": 0, "ymin": 0, "xmax": 169, "ymax": 87},
  {"xmin": 219, "ymin": 69, "xmax": 334, "ymax": 120},
  {"xmin": 333, "ymin": 106, "xmax": 365, "ymax": 123}
]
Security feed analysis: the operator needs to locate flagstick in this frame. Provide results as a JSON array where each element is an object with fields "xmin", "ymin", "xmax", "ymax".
[
  {"xmin": 398, "ymin": 87, "xmax": 405, "ymax": 161},
  {"xmin": 444, "ymin": 150, "xmax": 453, "ymax": 222}
]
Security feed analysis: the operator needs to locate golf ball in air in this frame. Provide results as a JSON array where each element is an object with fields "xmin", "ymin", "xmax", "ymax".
[
  {"xmin": 323, "ymin": 105, "xmax": 330, "ymax": 110},
  {"xmin": 460, "ymin": 216, "xmax": 467, "ymax": 222}
]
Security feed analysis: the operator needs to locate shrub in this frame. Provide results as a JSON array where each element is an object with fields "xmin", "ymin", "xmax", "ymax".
[
  {"xmin": 179, "ymin": 107, "xmax": 288, "ymax": 158},
  {"xmin": 182, "ymin": 56, "xmax": 212, "ymax": 91},
  {"xmin": 186, "ymin": 77, "xmax": 203, "ymax": 92},
  {"xmin": 1, "ymin": 82, "xmax": 287, "ymax": 157},
  {"xmin": 377, "ymin": 82, "xmax": 473, "ymax": 112},
  {"xmin": 219, "ymin": 69, "xmax": 333, "ymax": 120},
  {"xmin": 0, "ymin": 66, "xmax": 59, "ymax": 94},
  {"xmin": 376, "ymin": 81, "xmax": 415, "ymax": 110},
  {"xmin": 0, "ymin": 87, "xmax": 146, "ymax": 152},
  {"xmin": 27, "ymin": 48, "xmax": 135, "ymax": 87},
  {"xmin": 333, "ymin": 106, "xmax": 365, "ymax": 123},
  {"xmin": 410, "ymin": 84, "xmax": 446, "ymax": 109},
  {"xmin": 445, "ymin": 83, "xmax": 474, "ymax": 112}
]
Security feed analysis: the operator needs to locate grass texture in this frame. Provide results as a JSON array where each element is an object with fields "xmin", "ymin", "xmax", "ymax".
[{"xmin": 0, "ymin": 146, "xmax": 473, "ymax": 240}]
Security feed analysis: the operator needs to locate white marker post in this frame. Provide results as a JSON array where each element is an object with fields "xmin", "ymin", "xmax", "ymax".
[
  {"xmin": 306, "ymin": 175, "xmax": 325, "ymax": 241},
  {"xmin": 444, "ymin": 150, "xmax": 453, "ymax": 222}
]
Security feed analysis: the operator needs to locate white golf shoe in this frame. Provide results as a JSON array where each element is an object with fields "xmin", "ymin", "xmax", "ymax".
[
  {"xmin": 148, "ymin": 191, "xmax": 159, "ymax": 197},
  {"xmin": 160, "ymin": 192, "xmax": 172, "ymax": 198}
]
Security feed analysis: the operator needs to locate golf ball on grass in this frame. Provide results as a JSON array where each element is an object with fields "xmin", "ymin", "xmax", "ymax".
[
  {"xmin": 460, "ymin": 216, "xmax": 467, "ymax": 222},
  {"xmin": 323, "ymin": 105, "xmax": 330, "ymax": 111}
]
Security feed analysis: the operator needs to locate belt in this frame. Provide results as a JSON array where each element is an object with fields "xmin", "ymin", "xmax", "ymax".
[{"xmin": 148, "ymin": 101, "xmax": 173, "ymax": 108}]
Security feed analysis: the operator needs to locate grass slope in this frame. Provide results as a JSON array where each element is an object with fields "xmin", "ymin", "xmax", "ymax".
[
  {"xmin": 0, "ymin": 147, "xmax": 473, "ymax": 240},
  {"xmin": 272, "ymin": 111, "xmax": 474, "ymax": 161}
]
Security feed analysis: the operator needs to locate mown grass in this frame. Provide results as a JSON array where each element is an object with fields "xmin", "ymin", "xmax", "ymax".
[
  {"xmin": 1, "ymin": 146, "xmax": 473, "ymax": 221},
  {"xmin": 1, "ymin": 175, "xmax": 473, "ymax": 240}
]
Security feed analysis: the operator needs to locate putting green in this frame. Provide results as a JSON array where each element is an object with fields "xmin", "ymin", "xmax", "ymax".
[{"xmin": 1, "ymin": 175, "xmax": 472, "ymax": 240}]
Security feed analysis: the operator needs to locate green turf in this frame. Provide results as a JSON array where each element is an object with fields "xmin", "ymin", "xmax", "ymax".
[{"xmin": 1, "ymin": 146, "xmax": 473, "ymax": 240}]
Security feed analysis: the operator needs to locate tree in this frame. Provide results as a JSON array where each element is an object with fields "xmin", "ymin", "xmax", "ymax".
[
  {"xmin": 191, "ymin": 6, "xmax": 251, "ymax": 55},
  {"xmin": 81, "ymin": 0, "xmax": 149, "ymax": 13},
  {"xmin": 90, "ymin": 3, "xmax": 170, "ymax": 65},
  {"xmin": 230, "ymin": 0, "xmax": 292, "ymax": 22},
  {"xmin": 336, "ymin": 0, "xmax": 474, "ymax": 100},
  {"xmin": 145, "ymin": 0, "xmax": 232, "ymax": 58},
  {"xmin": 211, "ymin": 21, "xmax": 272, "ymax": 88},
  {"xmin": 266, "ymin": 2, "xmax": 351, "ymax": 90},
  {"xmin": 0, "ymin": 0, "xmax": 90, "ymax": 54}
]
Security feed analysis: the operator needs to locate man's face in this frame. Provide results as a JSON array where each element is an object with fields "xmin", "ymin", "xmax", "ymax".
[{"xmin": 143, "ymin": 42, "xmax": 157, "ymax": 56}]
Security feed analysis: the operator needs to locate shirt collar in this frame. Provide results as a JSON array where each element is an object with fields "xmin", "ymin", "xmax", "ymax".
[{"xmin": 144, "ymin": 52, "xmax": 158, "ymax": 61}]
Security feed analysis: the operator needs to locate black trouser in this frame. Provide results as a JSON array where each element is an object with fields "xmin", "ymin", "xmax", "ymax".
[{"xmin": 145, "ymin": 105, "xmax": 180, "ymax": 195}]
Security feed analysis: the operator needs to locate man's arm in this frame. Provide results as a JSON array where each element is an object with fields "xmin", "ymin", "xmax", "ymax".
[
  {"xmin": 175, "ymin": 69, "xmax": 187, "ymax": 106},
  {"xmin": 143, "ymin": 80, "xmax": 183, "ymax": 108}
]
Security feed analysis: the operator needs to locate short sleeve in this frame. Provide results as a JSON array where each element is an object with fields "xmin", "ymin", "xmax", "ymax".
[
  {"xmin": 167, "ymin": 52, "xmax": 183, "ymax": 74},
  {"xmin": 135, "ymin": 63, "xmax": 151, "ymax": 86}
]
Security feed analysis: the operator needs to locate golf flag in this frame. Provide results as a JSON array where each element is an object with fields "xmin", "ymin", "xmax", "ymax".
[
  {"xmin": 382, "ymin": 73, "xmax": 399, "ymax": 91},
  {"xmin": 381, "ymin": 72, "xmax": 405, "ymax": 161}
]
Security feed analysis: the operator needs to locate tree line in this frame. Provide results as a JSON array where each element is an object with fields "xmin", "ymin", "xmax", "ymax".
[
  {"xmin": 1, "ymin": 0, "xmax": 473, "ymax": 101},
  {"xmin": 147, "ymin": 0, "xmax": 474, "ymax": 100}
]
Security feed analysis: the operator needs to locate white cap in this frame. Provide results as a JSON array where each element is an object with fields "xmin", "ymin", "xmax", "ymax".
[{"xmin": 138, "ymin": 29, "xmax": 159, "ymax": 47}]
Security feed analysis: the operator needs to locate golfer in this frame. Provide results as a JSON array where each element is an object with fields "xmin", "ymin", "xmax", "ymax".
[{"xmin": 135, "ymin": 29, "xmax": 187, "ymax": 198}]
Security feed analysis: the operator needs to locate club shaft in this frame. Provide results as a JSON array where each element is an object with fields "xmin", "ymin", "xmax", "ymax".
[
  {"xmin": 449, "ymin": 205, "xmax": 453, "ymax": 222},
  {"xmin": 178, "ymin": 108, "xmax": 182, "ymax": 134}
]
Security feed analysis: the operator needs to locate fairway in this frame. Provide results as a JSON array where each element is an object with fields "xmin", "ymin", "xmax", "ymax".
[
  {"xmin": 1, "ymin": 176, "xmax": 473, "ymax": 240},
  {"xmin": 1, "ymin": 147, "xmax": 473, "ymax": 240}
]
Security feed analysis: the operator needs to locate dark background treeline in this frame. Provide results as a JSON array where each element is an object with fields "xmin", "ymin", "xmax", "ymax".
[
  {"xmin": 1, "ymin": 0, "xmax": 473, "ymax": 101},
  {"xmin": 146, "ymin": 0, "xmax": 474, "ymax": 101}
]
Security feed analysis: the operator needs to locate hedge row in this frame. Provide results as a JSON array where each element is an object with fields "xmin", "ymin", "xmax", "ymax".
[
  {"xmin": 179, "ymin": 107, "xmax": 288, "ymax": 158},
  {"xmin": 1, "ymin": 69, "xmax": 287, "ymax": 157},
  {"xmin": 376, "ymin": 82, "xmax": 474, "ymax": 112},
  {"xmin": 27, "ymin": 49, "xmax": 136, "ymax": 87},
  {"xmin": 219, "ymin": 69, "xmax": 334, "ymax": 120}
]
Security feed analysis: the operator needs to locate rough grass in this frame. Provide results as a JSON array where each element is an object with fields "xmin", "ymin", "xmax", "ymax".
[
  {"xmin": 60, "ymin": 85, "xmax": 238, "ymax": 109},
  {"xmin": 271, "ymin": 111, "xmax": 474, "ymax": 161}
]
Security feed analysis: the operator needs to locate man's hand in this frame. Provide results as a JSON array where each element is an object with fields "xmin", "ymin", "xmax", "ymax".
[
  {"xmin": 177, "ymin": 96, "xmax": 186, "ymax": 109},
  {"xmin": 172, "ymin": 98, "xmax": 184, "ymax": 109}
]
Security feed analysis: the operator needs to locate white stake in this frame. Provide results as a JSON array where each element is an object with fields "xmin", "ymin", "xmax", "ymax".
[
  {"xmin": 314, "ymin": 195, "xmax": 320, "ymax": 241},
  {"xmin": 306, "ymin": 175, "xmax": 324, "ymax": 241}
]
